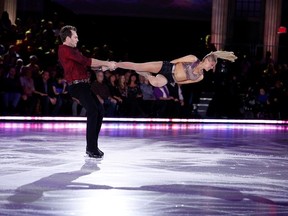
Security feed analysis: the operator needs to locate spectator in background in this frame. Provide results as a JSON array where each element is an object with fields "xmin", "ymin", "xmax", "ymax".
[
  {"xmin": 26, "ymin": 54, "xmax": 40, "ymax": 80},
  {"xmin": 116, "ymin": 74, "xmax": 128, "ymax": 116},
  {"xmin": 51, "ymin": 73, "xmax": 70, "ymax": 116},
  {"xmin": 2, "ymin": 66, "xmax": 22, "ymax": 115},
  {"xmin": 15, "ymin": 58, "xmax": 24, "ymax": 76},
  {"xmin": 2, "ymin": 45, "xmax": 20, "ymax": 70},
  {"xmin": 91, "ymin": 71, "xmax": 118, "ymax": 117},
  {"xmin": 71, "ymin": 97, "xmax": 86, "ymax": 117},
  {"xmin": 0, "ymin": 11, "xmax": 13, "ymax": 45},
  {"xmin": 269, "ymin": 80, "xmax": 286, "ymax": 119},
  {"xmin": 167, "ymin": 82, "xmax": 185, "ymax": 118},
  {"xmin": 255, "ymin": 87, "xmax": 270, "ymax": 118},
  {"xmin": 139, "ymin": 75, "xmax": 156, "ymax": 117},
  {"xmin": 33, "ymin": 70, "xmax": 56, "ymax": 115},
  {"xmin": 107, "ymin": 73, "xmax": 123, "ymax": 116},
  {"xmin": 126, "ymin": 73, "xmax": 146, "ymax": 117},
  {"xmin": 139, "ymin": 75, "xmax": 155, "ymax": 100},
  {"xmin": 153, "ymin": 84, "xmax": 175, "ymax": 118},
  {"xmin": 19, "ymin": 66, "xmax": 36, "ymax": 115}
]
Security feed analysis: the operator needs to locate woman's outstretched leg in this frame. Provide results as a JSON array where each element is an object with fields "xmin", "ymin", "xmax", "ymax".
[
  {"xmin": 115, "ymin": 61, "xmax": 168, "ymax": 87},
  {"xmin": 115, "ymin": 61, "xmax": 163, "ymax": 74},
  {"xmin": 148, "ymin": 74, "xmax": 168, "ymax": 87},
  {"xmin": 135, "ymin": 71, "xmax": 167, "ymax": 87}
]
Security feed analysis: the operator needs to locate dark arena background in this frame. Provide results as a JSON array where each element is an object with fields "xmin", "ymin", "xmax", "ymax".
[{"xmin": 1, "ymin": 0, "xmax": 288, "ymax": 215}]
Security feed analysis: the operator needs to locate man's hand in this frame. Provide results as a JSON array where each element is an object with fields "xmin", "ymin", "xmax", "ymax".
[{"xmin": 107, "ymin": 61, "xmax": 116, "ymax": 71}]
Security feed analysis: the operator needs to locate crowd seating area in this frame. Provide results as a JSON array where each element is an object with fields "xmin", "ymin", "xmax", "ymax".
[{"xmin": 1, "ymin": 10, "xmax": 288, "ymax": 119}]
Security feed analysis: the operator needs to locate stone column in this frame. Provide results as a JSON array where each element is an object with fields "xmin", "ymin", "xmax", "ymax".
[
  {"xmin": 263, "ymin": 0, "xmax": 282, "ymax": 62},
  {"xmin": 211, "ymin": 0, "xmax": 229, "ymax": 50}
]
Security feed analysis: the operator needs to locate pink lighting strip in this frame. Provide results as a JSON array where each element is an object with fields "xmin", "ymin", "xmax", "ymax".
[{"xmin": 0, "ymin": 116, "xmax": 287, "ymax": 124}]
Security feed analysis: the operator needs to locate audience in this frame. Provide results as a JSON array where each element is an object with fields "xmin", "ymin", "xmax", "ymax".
[
  {"xmin": 153, "ymin": 84, "xmax": 178, "ymax": 118},
  {"xmin": 1, "ymin": 9, "xmax": 288, "ymax": 119},
  {"xmin": 33, "ymin": 70, "xmax": 56, "ymax": 115},
  {"xmin": 91, "ymin": 71, "xmax": 118, "ymax": 117},
  {"xmin": 139, "ymin": 75, "xmax": 156, "ymax": 117},
  {"xmin": 2, "ymin": 66, "xmax": 22, "ymax": 115},
  {"xmin": 18, "ymin": 66, "xmax": 36, "ymax": 115},
  {"xmin": 50, "ymin": 73, "xmax": 70, "ymax": 116},
  {"xmin": 126, "ymin": 73, "xmax": 146, "ymax": 117}
]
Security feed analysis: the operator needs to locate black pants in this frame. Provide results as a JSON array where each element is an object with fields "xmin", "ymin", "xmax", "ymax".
[{"xmin": 68, "ymin": 82, "xmax": 104, "ymax": 152}]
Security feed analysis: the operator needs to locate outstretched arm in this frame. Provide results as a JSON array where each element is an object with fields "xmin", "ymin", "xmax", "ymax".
[
  {"xmin": 91, "ymin": 59, "xmax": 116, "ymax": 70},
  {"xmin": 170, "ymin": 55, "xmax": 198, "ymax": 64}
]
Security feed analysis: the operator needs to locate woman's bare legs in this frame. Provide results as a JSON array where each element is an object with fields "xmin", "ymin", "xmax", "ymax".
[
  {"xmin": 147, "ymin": 74, "xmax": 167, "ymax": 87},
  {"xmin": 115, "ymin": 61, "xmax": 163, "ymax": 74},
  {"xmin": 115, "ymin": 61, "xmax": 167, "ymax": 87},
  {"xmin": 134, "ymin": 71, "xmax": 167, "ymax": 87}
]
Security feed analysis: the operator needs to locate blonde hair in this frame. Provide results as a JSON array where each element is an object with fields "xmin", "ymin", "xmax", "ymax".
[{"xmin": 203, "ymin": 51, "xmax": 238, "ymax": 62}]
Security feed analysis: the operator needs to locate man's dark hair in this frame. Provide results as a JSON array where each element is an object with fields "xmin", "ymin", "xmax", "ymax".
[{"xmin": 59, "ymin": 25, "xmax": 77, "ymax": 43}]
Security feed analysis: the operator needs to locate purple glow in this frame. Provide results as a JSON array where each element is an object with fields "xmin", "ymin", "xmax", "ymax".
[
  {"xmin": 0, "ymin": 116, "xmax": 287, "ymax": 125},
  {"xmin": 1, "ymin": 121, "xmax": 288, "ymax": 132}
]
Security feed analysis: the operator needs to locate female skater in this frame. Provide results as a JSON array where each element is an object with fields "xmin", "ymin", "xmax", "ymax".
[{"xmin": 115, "ymin": 51, "xmax": 237, "ymax": 87}]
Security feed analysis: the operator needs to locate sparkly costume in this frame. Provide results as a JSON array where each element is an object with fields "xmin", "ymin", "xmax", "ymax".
[
  {"xmin": 158, "ymin": 61, "xmax": 174, "ymax": 83},
  {"xmin": 158, "ymin": 60, "xmax": 202, "ymax": 84},
  {"xmin": 181, "ymin": 60, "xmax": 202, "ymax": 81}
]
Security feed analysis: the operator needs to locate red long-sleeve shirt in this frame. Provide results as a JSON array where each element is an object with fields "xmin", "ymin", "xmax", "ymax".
[{"xmin": 58, "ymin": 44, "xmax": 92, "ymax": 83}]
